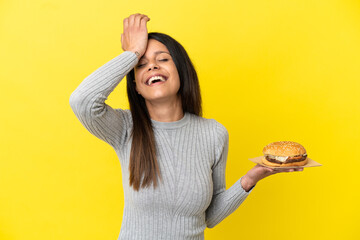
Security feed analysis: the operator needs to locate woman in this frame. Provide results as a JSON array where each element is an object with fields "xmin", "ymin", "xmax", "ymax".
[{"xmin": 69, "ymin": 13, "xmax": 302, "ymax": 240}]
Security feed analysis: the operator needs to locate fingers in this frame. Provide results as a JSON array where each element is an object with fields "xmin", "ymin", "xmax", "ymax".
[
  {"xmin": 139, "ymin": 15, "xmax": 150, "ymax": 28},
  {"xmin": 137, "ymin": 14, "xmax": 150, "ymax": 28},
  {"xmin": 124, "ymin": 13, "xmax": 149, "ymax": 30},
  {"xmin": 121, "ymin": 13, "xmax": 150, "ymax": 56},
  {"xmin": 123, "ymin": 18, "xmax": 129, "ymax": 31},
  {"xmin": 272, "ymin": 167, "xmax": 304, "ymax": 173},
  {"xmin": 128, "ymin": 13, "xmax": 136, "ymax": 25},
  {"xmin": 256, "ymin": 164, "xmax": 304, "ymax": 173}
]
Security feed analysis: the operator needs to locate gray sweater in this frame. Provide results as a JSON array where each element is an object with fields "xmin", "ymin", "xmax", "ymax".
[{"xmin": 69, "ymin": 51, "xmax": 253, "ymax": 240}]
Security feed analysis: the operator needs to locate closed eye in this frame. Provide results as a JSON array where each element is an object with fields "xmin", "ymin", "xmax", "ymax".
[{"xmin": 136, "ymin": 59, "xmax": 168, "ymax": 68}]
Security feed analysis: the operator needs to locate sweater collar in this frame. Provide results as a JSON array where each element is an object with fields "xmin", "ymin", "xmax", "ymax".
[{"xmin": 151, "ymin": 112, "xmax": 190, "ymax": 129}]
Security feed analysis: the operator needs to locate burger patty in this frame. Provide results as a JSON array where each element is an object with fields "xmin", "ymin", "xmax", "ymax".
[{"xmin": 265, "ymin": 155, "xmax": 307, "ymax": 164}]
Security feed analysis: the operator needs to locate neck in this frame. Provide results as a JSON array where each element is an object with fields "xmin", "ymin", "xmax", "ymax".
[{"xmin": 145, "ymin": 95, "xmax": 184, "ymax": 122}]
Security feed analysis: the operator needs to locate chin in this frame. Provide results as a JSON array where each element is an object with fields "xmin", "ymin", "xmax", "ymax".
[{"xmin": 143, "ymin": 89, "xmax": 180, "ymax": 103}]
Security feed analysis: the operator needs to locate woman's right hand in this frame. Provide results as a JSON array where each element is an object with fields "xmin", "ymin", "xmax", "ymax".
[
  {"xmin": 121, "ymin": 13, "xmax": 150, "ymax": 59},
  {"xmin": 241, "ymin": 164, "xmax": 304, "ymax": 192}
]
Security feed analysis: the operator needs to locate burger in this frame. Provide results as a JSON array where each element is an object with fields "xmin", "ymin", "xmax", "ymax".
[{"xmin": 262, "ymin": 141, "xmax": 308, "ymax": 167}]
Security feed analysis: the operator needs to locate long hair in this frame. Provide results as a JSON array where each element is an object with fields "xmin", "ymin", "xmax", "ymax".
[{"xmin": 126, "ymin": 32, "xmax": 202, "ymax": 191}]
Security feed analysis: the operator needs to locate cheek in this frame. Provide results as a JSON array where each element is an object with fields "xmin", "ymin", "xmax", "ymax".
[
  {"xmin": 135, "ymin": 80, "xmax": 144, "ymax": 93},
  {"xmin": 134, "ymin": 71, "xmax": 139, "ymax": 82},
  {"xmin": 173, "ymin": 73, "xmax": 181, "ymax": 89},
  {"xmin": 175, "ymin": 76, "xmax": 181, "ymax": 89},
  {"xmin": 134, "ymin": 67, "xmax": 144, "ymax": 80},
  {"xmin": 169, "ymin": 65, "xmax": 180, "ymax": 86}
]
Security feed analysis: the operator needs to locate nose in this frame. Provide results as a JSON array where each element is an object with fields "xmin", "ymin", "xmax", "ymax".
[{"xmin": 147, "ymin": 62, "xmax": 159, "ymax": 71}]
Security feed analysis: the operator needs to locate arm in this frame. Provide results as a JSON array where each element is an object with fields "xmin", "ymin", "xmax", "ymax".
[
  {"xmin": 205, "ymin": 122, "xmax": 254, "ymax": 228},
  {"xmin": 69, "ymin": 51, "xmax": 138, "ymax": 148},
  {"xmin": 70, "ymin": 13, "xmax": 150, "ymax": 148}
]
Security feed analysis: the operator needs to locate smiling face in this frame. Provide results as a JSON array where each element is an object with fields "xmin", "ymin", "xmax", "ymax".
[{"xmin": 134, "ymin": 39, "xmax": 181, "ymax": 104}]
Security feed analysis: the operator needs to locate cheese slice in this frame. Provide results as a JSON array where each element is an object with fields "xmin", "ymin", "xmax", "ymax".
[
  {"xmin": 266, "ymin": 153, "xmax": 307, "ymax": 163},
  {"xmin": 266, "ymin": 155, "xmax": 288, "ymax": 162}
]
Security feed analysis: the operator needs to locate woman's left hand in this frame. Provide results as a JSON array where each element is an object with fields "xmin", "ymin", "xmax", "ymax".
[{"xmin": 240, "ymin": 164, "xmax": 304, "ymax": 192}]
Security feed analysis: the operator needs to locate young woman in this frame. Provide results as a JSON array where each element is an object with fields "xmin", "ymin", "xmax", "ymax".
[{"xmin": 69, "ymin": 13, "xmax": 303, "ymax": 240}]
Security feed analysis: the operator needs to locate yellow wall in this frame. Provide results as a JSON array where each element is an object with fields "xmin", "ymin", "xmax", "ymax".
[{"xmin": 1, "ymin": 0, "xmax": 359, "ymax": 239}]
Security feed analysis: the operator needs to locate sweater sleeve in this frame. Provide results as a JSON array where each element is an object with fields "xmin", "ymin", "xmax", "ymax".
[
  {"xmin": 69, "ymin": 51, "xmax": 138, "ymax": 149},
  {"xmin": 205, "ymin": 122, "xmax": 254, "ymax": 228}
]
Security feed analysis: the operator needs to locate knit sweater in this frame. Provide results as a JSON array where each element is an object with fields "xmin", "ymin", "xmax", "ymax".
[{"xmin": 69, "ymin": 51, "xmax": 253, "ymax": 240}]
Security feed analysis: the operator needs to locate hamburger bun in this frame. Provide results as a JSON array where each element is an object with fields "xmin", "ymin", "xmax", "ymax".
[{"xmin": 261, "ymin": 141, "xmax": 308, "ymax": 167}]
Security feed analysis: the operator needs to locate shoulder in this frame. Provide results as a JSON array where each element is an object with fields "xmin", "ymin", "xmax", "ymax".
[
  {"xmin": 187, "ymin": 113, "xmax": 229, "ymax": 142},
  {"xmin": 188, "ymin": 114, "xmax": 229, "ymax": 163},
  {"xmin": 213, "ymin": 119, "xmax": 229, "ymax": 148}
]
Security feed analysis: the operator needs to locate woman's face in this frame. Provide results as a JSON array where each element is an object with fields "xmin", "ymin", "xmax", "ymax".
[{"xmin": 134, "ymin": 39, "xmax": 181, "ymax": 104}]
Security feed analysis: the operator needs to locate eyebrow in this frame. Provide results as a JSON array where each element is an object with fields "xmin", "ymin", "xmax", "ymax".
[{"xmin": 139, "ymin": 51, "xmax": 171, "ymax": 60}]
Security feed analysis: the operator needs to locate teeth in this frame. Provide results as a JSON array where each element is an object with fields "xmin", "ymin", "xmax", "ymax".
[{"xmin": 147, "ymin": 76, "xmax": 166, "ymax": 85}]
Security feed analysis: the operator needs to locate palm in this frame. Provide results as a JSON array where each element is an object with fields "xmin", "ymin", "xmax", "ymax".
[{"xmin": 246, "ymin": 164, "xmax": 303, "ymax": 185}]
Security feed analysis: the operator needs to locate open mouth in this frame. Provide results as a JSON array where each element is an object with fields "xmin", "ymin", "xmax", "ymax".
[{"xmin": 146, "ymin": 75, "xmax": 168, "ymax": 86}]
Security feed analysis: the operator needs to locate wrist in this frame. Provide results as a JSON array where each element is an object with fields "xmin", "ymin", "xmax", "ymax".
[
  {"xmin": 241, "ymin": 175, "xmax": 256, "ymax": 192},
  {"xmin": 128, "ymin": 49, "xmax": 142, "ymax": 60}
]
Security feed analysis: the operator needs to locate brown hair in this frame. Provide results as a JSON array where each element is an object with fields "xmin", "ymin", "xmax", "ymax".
[{"xmin": 126, "ymin": 32, "xmax": 202, "ymax": 191}]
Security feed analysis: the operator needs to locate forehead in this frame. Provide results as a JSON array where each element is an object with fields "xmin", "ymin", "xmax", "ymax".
[{"xmin": 140, "ymin": 39, "xmax": 170, "ymax": 59}]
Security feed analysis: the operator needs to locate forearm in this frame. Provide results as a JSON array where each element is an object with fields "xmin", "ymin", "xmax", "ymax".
[
  {"xmin": 69, "ymin": 51, "xmax": 138, "ymax": 147},
  {"xmin": 205, "ymin": 177, "xmax": 252, "ymax": 228},
  {"xmin": 69, "ymin": 51, "xmax": 138, "ymax": 114}
]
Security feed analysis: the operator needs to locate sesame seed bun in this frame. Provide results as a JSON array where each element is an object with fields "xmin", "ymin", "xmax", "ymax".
[
  {"xmin": 263, "ymin": 141, "xmax": 306, "ymax": 157},
  {"xmin": 262, "ymin": 141, "xmax": 308, "ymax": 167}
]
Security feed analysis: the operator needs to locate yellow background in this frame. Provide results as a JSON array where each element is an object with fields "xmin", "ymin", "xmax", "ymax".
[{"xmin": 1, "ymin": 0, "xmax": 359, "ymax": 239}]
